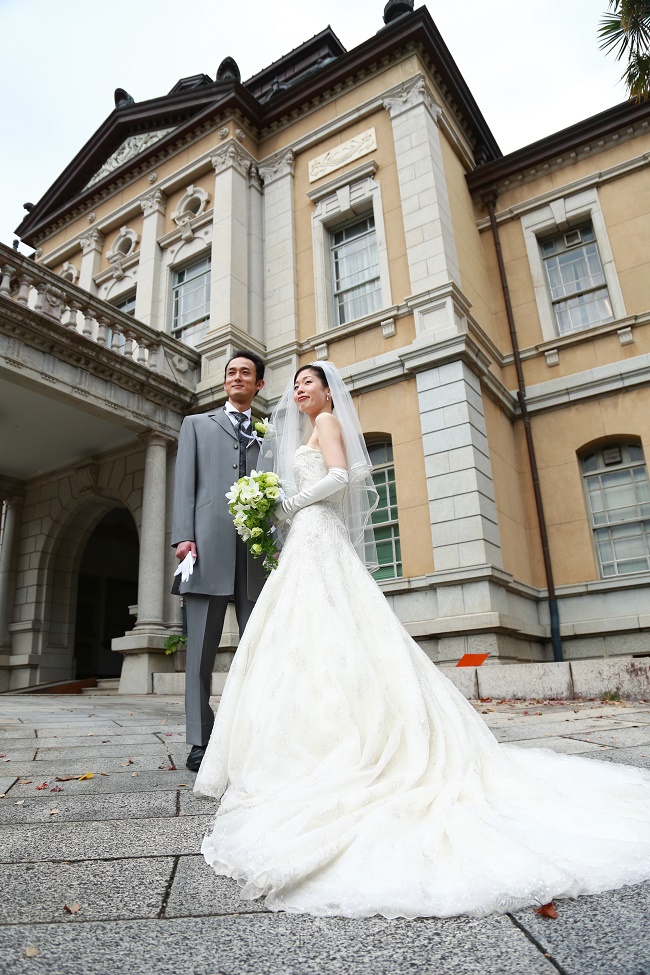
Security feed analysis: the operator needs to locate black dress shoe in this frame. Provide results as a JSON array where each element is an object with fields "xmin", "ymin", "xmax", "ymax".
[{"xmin": 186, "ymin": 745, "xmax": 206, "ymax": 772}]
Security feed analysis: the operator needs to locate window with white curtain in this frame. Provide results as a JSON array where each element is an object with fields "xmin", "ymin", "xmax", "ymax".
[
  {"xmin": 170, "ymin": 253, "xmax": 211, "ymax": 335},
  {"xmin": 581, "ymin": 442, "xmax": 650, "ymax": 577},
  {"xmin": 367, "ymin": 441, "xmax": 402, "ymax": 580},
  {"xmin": 541, "ymin": 223, "xmax": 613, "ymax": 336},
  {"xmin": 330, "ymin": 215, "xmax": 381, "ymax": 326}
]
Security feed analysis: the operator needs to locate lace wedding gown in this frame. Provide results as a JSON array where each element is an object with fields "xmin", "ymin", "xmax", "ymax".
[{"xmin": 195, "ymin": 446, "xmax": 650, "ymax": 918}]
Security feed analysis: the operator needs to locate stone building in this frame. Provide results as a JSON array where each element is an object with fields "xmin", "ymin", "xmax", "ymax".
[{"xmin": 1, "ymin": 1, "xmax": 649, "ymax": 693}]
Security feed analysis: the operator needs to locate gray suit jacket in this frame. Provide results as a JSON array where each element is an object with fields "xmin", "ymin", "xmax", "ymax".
[{"xmin": 171, "ymin": 409, "xmax": 267, "ymax": 600}]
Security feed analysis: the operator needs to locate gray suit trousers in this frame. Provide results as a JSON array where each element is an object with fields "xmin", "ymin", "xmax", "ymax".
[{"xmin": 184, "ymin": 538, "xmax": 255, "ymax": 746}]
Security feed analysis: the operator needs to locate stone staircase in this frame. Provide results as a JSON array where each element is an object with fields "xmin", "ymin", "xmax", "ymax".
[{"xmin": 81, "ymin": 678, "xmax": 120, "ymax": 696}]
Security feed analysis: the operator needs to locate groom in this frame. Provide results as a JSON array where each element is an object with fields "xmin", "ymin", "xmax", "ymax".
[{"xmin": 172, "ymin": 350, "xmax": 267, "ymax": 771}]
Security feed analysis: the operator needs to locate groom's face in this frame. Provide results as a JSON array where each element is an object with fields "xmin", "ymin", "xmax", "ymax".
[{"xmin": 224, "ymin": 357, "xmax": 264, "ymax": 408}]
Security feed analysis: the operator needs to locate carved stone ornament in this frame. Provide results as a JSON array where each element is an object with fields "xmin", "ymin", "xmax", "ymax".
[
  {"xmin": 218, "ymin": 126, "xmax": 229, "ymax": 139},
  {"xmin": 87, "ymin": 212, "xmax": 96, "ymax": 222},
  {"xmin": 72, "ymin": 464, "xmax": 99, "ymax": 498},
  {"xmin": 59, "ymin": 262, "xmax": 79, "ymax": 284},
  {"xmin": 79, "ymin": 229, "xmax": 104, "ymax": 255},
  {"xmin": 107, "ymin": 226, "xmax": 140, "ymax": 261},
  {"xmin": 147, "ymin": 172, "xmax": 158, "ymax": 183},
  {"xmin": 308, "ymin": 129, "xmax": 377, "ymax": 183},
  {"xmin": 216, "ymin": 57, "xmax": 241, "ymax": 84},
  {"xmin": 235, "ymin": 128, "xmax": 246, "ymax": 141},
  {"xmin": 314, "ymin": 342, "xmax": 328, "ymax": 361},
  {"xmin": 258, "ymin": 149, "xmax": 295, "ymax": 186},
  {"xmin": 383, "ymin": 76, "xmax": 442, "ymax": 122},
  {"xmin": 211, "ymin": 142, "xmax": 252, "ymax": 179},
  {"xmin": 140, "ymin": 188, "xmax": 167, "ymax": 216},
  {"xmin": 84, "ymin": 128, "xmax": 174, "ymax": 190},
  {"xmin": 171, "ymin": 185, "xmax": 209, "ymax": 225}
]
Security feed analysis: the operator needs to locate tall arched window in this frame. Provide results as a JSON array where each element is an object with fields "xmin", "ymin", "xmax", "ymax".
[
  {"xmin": 581, "ymin": 441, "xmax": 650, "ymax": 577},
  {"xmin": 367, "ymin": 441, "xmax": 402, "ymax": 580}
]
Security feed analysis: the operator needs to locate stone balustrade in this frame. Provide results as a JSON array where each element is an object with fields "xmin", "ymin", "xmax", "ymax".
[{"xmin": 0, "ymin": 243, "xmax": 200, "ymax": 388}]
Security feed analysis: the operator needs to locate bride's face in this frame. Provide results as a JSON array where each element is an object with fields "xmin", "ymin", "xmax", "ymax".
[{"xmin": 293, "ymin": 369, "xmax": 330, "ymax": 416}]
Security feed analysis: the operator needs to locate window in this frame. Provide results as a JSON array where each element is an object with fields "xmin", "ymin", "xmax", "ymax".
[
  {"xmin": 520, "ymin": 188, "xmax": 626, "ymax": 343},
  {"xmin": 308, "ymin": 160, "xmax": 392, "ymax": 332},
  {"xmin": 113, "ymin": 291, "xmax": 136, "ymax": 317},
  {"xmin": 171, "ymin": 254, "xmax": 211, "ymax": 333},
  {"xmin": 581, "ymin": 442, "xmax": 650, "ymax": 577},
  {"xmin": 368, "ymin": 441, "xmax": 402, "ymax": 580},
  {"xmin": 330, "ymin": 215, "xmax": 381, "ymax": 326},
  {"xmin": 541, "ymin": 224, "xmax": 613, "ymax": 336}
]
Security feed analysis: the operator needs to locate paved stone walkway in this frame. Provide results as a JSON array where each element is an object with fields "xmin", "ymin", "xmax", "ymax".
[{"xmin": 0, "ymin": 693, "xmax": 649, "ymax": 975}]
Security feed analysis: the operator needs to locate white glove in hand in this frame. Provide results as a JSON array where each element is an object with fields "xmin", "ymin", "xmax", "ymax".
[
  {"xmin": 280, "ymin": 467, "xmax": 348, "ymax": 519},
  {"xmin": 174, "ymin": 552, "xmax": 196, "ymax": 582}
]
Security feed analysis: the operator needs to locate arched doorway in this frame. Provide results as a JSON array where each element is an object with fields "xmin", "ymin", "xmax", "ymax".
[{"xmin": 73, "ymin": 508, "xmax": 139, "ymax": 679}]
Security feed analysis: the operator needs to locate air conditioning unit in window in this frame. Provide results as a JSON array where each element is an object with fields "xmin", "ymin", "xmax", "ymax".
[{"xmin": 564, "ymin": 229, "xmax": 583, "ymax": 248}]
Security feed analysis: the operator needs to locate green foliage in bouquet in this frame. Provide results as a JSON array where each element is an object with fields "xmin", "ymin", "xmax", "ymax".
[{"xmin": 226, "ymin": 470, "xmax": 281, "ymax": 572}]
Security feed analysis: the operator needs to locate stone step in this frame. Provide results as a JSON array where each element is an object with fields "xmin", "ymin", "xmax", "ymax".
[{"xmin": 81, "ymin": 678, "xmax": 121, "ymax": 696}]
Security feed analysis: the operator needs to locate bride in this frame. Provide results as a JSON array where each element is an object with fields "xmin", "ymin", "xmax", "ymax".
[{"xmin": 195, "ymin": 361, "xmax": 650, "ymax": 919}]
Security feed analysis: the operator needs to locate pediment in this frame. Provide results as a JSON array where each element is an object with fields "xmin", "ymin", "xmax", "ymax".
[{"xmin": 83, "ymin": 128, "xmax": 175, "ymax": 190}]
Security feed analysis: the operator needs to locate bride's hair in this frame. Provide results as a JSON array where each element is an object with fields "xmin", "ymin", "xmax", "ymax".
[
  {"xmin": 294, "ymin": 364, "xmax": 333, "ymax": 409},
  {"xmin": 259, "ymin": 361, "xmax": 378, "ymax": 572}
]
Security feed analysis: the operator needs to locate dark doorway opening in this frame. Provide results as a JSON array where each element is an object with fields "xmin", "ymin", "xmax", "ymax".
[{"xmin": 74, "ymin": 508, "xmax": 138, "ymax": 679}]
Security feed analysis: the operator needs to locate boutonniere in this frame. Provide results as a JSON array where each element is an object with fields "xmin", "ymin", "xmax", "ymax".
[{"xmin": 253, "ymin": 417, "xmax": 273, "ymax": 438}]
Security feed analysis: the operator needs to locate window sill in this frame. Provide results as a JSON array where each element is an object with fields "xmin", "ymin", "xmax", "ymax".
[{"xmin": 300, "ymin": 303, "xmax": 408, "ymax": 350}]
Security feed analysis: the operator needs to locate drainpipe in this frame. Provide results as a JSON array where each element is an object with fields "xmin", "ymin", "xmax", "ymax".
[{"xmin": 484, "ymin": 193, "xmax": 563, "ymax": 663}]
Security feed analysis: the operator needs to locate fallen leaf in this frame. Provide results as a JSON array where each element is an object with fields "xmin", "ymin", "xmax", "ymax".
[
  {"xmin": 121, "ymin": 759, "xmax": 134, "ymax": 767},
  {"xmin": 15, "ymin": 799, "xmax": 25, "ymax": 805},
  {"xmin": 18, "ymin": 779, "xmax": 33, "ymax": 784},
  {"xmin": 77, "ymin": 772, "xmax": 94, "ymax": 781},
  {"xmin": 35, "ymin": 783, "xmax": 49, "ymax": 791},
  {"xmin": 87, "ymin": 732, "xmax": 94, "ymax": 737},
  {"xmin": 131, "ymin": 771, "xmax": 139, "ymax": 777},
  {"xmin": 50, "ymin": 786, "xmax": 63, "ymax": 793},
  {"xmin": 100, "ymin": 772, "xmax": 110, "ymax": 777},
  {"xmin": 63, "ymin": 902, "xmax": 81, "ymax": 915},
  {"xmin": 167, "ymin": 765, "xmax": 177, "ymax": 771},
  {"xmin": 55, "ymin": 776, "xmax": 77, "ymax": 782},
  {"xmin": 535, "ymin": 902, "xmax": 558, "ymax": 918},
  {"xmin": 49, "ymin": 809, "xmax": 60, "ymax": 815},
  {"xmin": 522, "ymin": 711, "xmax": 529, "ymax": 716},
  {"xmin": 25, "ymin": 946, "xmax": 39, "ymax": 958},
  {"xmin": 176, "ymin": 783, "xmax": 188, "ymax": 787}
]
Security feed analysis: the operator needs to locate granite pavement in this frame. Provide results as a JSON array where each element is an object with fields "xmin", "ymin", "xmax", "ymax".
[{"xmin": 0, "ymin": 692, "xmax": 649, "ymax": 975}]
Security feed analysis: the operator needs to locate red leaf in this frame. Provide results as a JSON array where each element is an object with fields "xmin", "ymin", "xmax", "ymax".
[
  {"xmin": 535, "ymin": 902, "xmax": 558, "ymax": 918},
  {"xmin": 35, "ymin": 783, "xmax": 49, "ymax": 791},
  {"xmin": 50, "ymin": 786, "xmax": 63, "ymax": 793}
]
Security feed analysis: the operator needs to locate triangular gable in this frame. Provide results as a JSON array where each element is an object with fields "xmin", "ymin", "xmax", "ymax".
[{"xmin": 84, "ymin": 128, "xmax": 175, "ymax": 190}]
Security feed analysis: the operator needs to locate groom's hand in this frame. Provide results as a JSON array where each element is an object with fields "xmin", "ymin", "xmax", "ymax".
[{"xmin": 176, "ymin": 541, "xmax": 197, "ymax": 561}]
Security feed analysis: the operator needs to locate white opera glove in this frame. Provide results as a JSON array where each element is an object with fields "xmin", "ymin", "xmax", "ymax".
[
  {"xmin": 278, "ymin": 467, "xmax": 348, "ymax": 520},
  {"xmin": 173, "ymin": 552, "xmax": 196, "ymax": 582}
]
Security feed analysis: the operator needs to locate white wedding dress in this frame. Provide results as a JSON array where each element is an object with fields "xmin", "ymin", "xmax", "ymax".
[{"xmin": 195, "ymin": 446, "xmax": 650, "ymax": 918}]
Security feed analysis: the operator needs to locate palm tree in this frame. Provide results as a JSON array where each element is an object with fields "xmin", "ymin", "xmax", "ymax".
[{"xmin": 599, "ymin": 1, "xmax": 650, "ymax": 99}]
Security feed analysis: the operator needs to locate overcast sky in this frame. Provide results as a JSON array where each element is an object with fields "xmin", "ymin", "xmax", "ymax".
[{"xmin": 0, "ymin": 0, "xmax": 625, "ymax": 249}]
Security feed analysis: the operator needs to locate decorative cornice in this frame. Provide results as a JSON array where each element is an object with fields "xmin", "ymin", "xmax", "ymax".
[
  {"xmin": 383, "ymin": 75, "xmax": 442, "ymax": 123},
  {"xmin": 258, "ymin": 149, "xmax": 294, "ymax": 186},
  {"xmin": 210, "ymin": 141, "xmax": 253, "ymax": 178},
  {"xmin": 84, "ymin": 129, "xmax": 175, "ymax": 190},
  {"xmin": 79, "ymin": 229, "xmax": 104, "ymax": 255},
  {"xmin": 140, "ymin": 188, "xmax": 167, "ymax": 216}
]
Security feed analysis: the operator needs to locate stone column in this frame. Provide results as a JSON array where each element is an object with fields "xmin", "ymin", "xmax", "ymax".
[
  {"xmin": 135, "ymin": 434, "xmax": 168, "ymax": 629},
  {"xmin": 0, "ymin": 496, "xmax": 22, "ymax": 649},
  {"xmin": 208, "ymin": 141, "xmax": 254, "ymax": 333},
  {"xmin": 163, "ymin": 446, "xmax": 182, "ymax": 629},
  {"xmin": 417, "ymin": 361, "xmax": 502, "ymax": 572},
  {"xmin": 258, "ymin": 150, "xmax": 298, "ymax": 354},
  {"xmin": 135, "ymin": 189, "xmax": 166, "ymax": 328},
  {"xmin": 247, "ymin": 166, "xmax": 265, "ymax": 346},
  {"xmin": 78, "ymin": 229, "xmax": 104, "ymax": 294},
  {"xmin": 384, "ymin": 76, "xmax": 460, "ymax": 298}
]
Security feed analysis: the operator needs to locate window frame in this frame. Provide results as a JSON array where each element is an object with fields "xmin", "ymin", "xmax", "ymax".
[
  {"xmin": 580, "ymin": 441, "xmax": 650, "ymax": 579},
  {"xmin": 169, "ymin": 251, "xmax": 212, "ymax": 337},
  {"xmin": 308, "ymin": 160, "xmax": 392, "ymax": 333},
  {"xmin": 521, "ymin": 187, "xmax": 625, "ymax": 343},
  {"xmin": 540, "ymin": 223, "xmax": 614, "ymax": 337},
  {"xmin": 367, "ymin": 440, "xmax": 402, "ymax": 581},
  {"xmin": 329, "ymin": 213, "xmax": 382, "ymax": 327}
]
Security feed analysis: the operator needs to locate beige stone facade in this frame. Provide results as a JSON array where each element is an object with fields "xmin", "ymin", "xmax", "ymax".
[{"xmin": 1, "ymin": 4, "xmax": 649, "ymax": 693}]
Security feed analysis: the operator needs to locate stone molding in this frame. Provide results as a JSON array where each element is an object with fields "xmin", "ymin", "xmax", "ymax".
[
  {"xmin": 258, "ymin": 149, "xmax": 295, "ymax": 186},
  {"xmin": 210, "ymin": 141, "xmax": 253, "ymax": 179},
  {"xmin": 140, "ymin": 188, "xmax": 167, "ymax": 216},
  {"xmin": 308, "ymin": 128, "xmax": 377, "ymax": 182},
  {"xmin": 382, "ymin": 75, "xmax": 442, "ymax": 124},
  {"xmin": 79, "ymin": 229, "xmax": 104, "ymax": 255},
  {"xmin": 84, "ymin": 128, "xmax": 175, "ymax": 190}
]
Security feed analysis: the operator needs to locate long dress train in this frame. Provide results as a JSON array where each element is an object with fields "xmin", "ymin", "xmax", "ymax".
[{"xmin": 195, "ymin": 446, "xmax": 650, "ymax": 919}]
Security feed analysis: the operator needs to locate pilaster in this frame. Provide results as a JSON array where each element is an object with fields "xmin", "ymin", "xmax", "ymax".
[
  {"xmin": 0, "ymin": 496, "xmax": 23, "ymax": 651},
  {"xmin": 259, "ymin": 149, "xmax": 298, "ymax": 352},
  {"xmin": 78, "ymin": 230, "xmax": 104, "ymax": 294},
  {"xmin": 384, "ymin": 76, "xmax": 460, "ymax": 295},
  {"xmin": 135, "ymin": 189, "xmax": 167, "ymax": 328}
]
